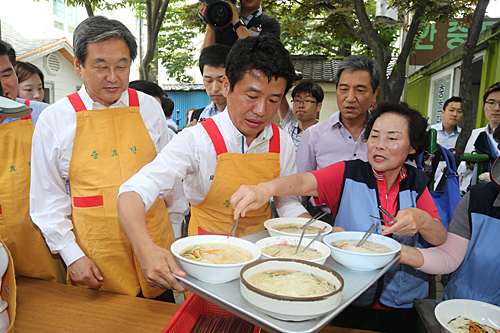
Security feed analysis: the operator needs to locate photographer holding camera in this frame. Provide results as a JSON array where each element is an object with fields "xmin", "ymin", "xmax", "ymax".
[{"xmin": 199, "ymin": 0, "xmax": 280, "ymax": 50}]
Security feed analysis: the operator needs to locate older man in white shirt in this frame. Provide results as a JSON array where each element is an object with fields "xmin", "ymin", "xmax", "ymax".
[
  {"xmin": 30, "ymin": 16, "xmax": 177, "ymax": 301},
  {"xmin": 117, "ymin": 35, "xmax": 308, "ymax": 292}
]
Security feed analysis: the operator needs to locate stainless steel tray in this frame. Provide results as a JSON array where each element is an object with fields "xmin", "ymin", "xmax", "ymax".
[{"xmin": 175, "ymin": 231, "xmax": 400, "ymax": 333}]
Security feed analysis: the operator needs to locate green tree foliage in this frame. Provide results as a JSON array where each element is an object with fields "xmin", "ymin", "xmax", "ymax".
[{"xmin": 156, "ymin": 0, "xmax": 198, "ymax": 84}]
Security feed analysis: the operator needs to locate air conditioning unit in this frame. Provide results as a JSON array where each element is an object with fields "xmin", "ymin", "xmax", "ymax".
[
  {"xmin": 376, "ymin": 0, "xmax": 398, "ymax": 25},
  {"xmin": 44, "ymin": 53, "xmax": 62, "ymax": 76}
]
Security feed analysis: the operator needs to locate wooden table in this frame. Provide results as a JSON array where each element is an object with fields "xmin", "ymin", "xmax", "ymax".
[{"xmin": 15, "ymin": 277, "xmax": 379, "ymax": 332}]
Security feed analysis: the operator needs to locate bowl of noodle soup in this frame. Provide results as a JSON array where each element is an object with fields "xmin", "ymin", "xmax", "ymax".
[
  {"xmin": 264, "ymin": 217, "xmax": 332, "ymax": 240},
  {"xmin": 240, "ymin": 259, "xmax": 344, "ymax": 321},
  {"xmin": 255, "ymin": 236, "xmax": 331, "ymax": 264},
  {"xmin": 434, "ymin": 299, "xmax": 500, "ymax": 333},
  {"xmin": 323, "ymin": 231, "xmax": 401, "ymax": 271},
  {"xmin": 171, "ymin": 235, "xmax": 261, "ymax": 284}
]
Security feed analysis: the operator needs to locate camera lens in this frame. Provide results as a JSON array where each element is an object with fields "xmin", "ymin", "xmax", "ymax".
[{"xmin": 205, "ymin": 1, "xmax": 232, "ymax": 28}]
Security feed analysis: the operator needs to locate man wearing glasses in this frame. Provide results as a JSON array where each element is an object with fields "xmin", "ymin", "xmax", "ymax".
[
  {"xmin": 278, "ymin": 80, "xmax": 323, "ymax": 151},
  {"xmin": 458, "ymin": 82, "xmax": 500, "ymax": 192}
]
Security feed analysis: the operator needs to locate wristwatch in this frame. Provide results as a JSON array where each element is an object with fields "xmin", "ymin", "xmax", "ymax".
[{"xmin": 233, "ymin": 18, "xmax": 246, "ymax": 33}]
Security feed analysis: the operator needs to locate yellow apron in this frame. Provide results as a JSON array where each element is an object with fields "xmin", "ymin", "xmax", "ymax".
[
  {"xmin": 0, "ymin": 239, "xmax": 16, "ymax": 333},
  {"xmin": 189, "ymin": 118, "xmax": 281, "ymax": 237},
  {"xmin": 0, "ymin": 110, "xmax": 66, "ymax": 284},
  {"xmin": 67, "ymin": 89, "xmax": 174, "ymax": 298}
]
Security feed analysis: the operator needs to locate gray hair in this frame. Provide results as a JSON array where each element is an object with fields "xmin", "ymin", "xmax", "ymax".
[
  {"xmin": 73, "ymin": 16, "xmax": 137, "ymax": 67},
  {"xmin": 335, "ymin": 55, "xmax": 380, "ymax": 93}
]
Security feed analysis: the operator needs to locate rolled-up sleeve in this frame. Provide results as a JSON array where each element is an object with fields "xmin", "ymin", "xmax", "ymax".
[
  {"xmin": 274, "ymin": 133, "xmax": 308, "ymax": 217},
  {"xmin": 119, "ymin": 130, "xmax": 198, "ymax": 213}
]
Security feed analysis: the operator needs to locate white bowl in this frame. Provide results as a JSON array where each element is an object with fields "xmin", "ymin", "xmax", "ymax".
[
  {"xmin": 435, "ymin": 299, "xmax": 500, "ymax": 333},
  {"xmin": 264, "ymin": 217, "xmax": 332, "ymax": 241},
  {"xmin": 171, "ymin": 235, "xmax": 261, "ymax": 284},
  {"xmin": 255, "ymin": 236, "xmax": 331, "ymax": 265},
  {"xmin": 322, "ymin": 231, "xmax": 401, "ymax": 271},
  {"xmin": 240, "ymin": 259, "xmax": 344, "ymax": 321}
]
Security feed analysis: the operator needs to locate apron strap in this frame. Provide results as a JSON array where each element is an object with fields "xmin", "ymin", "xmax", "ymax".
[
  {"xmin": 269, "ymin": 122, "xmax": 280, "ymax": 153},
  {"xmin": 68, "ymin": 90, "xmax": 140, "ymax": 112},
  {"xmin": 201, "ymin": 118, "xmax": 228, "ymax": 155},
  {"xmin": 128, "ymin": 88, "xmax": 139, "ymax": 107},
  {"xmin": 20, "ymin": 99, "xmax": 32, "ymax": 120},
  {"xmin": 68, "ymin": 92, "xmax": 87, "ymax": 112}
]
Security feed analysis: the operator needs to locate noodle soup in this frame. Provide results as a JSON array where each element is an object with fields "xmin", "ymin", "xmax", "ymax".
[
  {"xmin": 261, "ymin": 244, "xmax": 324, "ymax": 260},
  {"xmin": 272, "ymin": 223, "xmax": 321, "ymax": 235},
  {"xmin": 332, "ymin": 239, "xmax": 392, "ymax": 254},
  {"xmin": 180, "ymin": 243, "xmax": 253, "ymax": 264},
  {"xmin": 247, "ymin": 270, "xmax": 337, "ymax": 297}
]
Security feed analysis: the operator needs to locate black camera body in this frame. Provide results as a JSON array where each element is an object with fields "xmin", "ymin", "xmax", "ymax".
[{"xmin": 199, "ymin": 0, "xmax": 237, "ymax": 29}]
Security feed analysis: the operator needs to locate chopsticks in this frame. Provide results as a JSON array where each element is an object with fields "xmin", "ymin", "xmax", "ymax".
[
  {"xmin": 295, "ymin": 212, "xmax": 327, "ymax": 255},
  {"xmin": 227, "ymin": 216, "xmax": 240, "ymax": 239},
  {"xmin": 377, "ymin": 206, "xmax": 397, "ymax": 225},
  {"xmin": 356, "ymin": 223, "xmax": 377, "ymax": 247},
  {"xmin": 300, "ymin": 226, "xmax": 326, "ymax": 254},
  {"xmin": 300, "ymin": 211, "xmax": 327, "ymax": 229}
]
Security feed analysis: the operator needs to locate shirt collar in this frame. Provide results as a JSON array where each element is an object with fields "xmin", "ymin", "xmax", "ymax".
[
  {"xmin": 372, "ymin": 165, "xmax": 408, "ymax": 182},
  {"xmin": 239, "ymin": 5, "xmax": 263, "ymax": 22},
  {"xmin": 78, "ymin": 84, "xmax": 129, "ymax": 110},
  {"xmin": 438, "ymin": 123, "xmax": 461, "ymax": 135},
  {"xmin": 221, "ymin": 108, "xmax": 275, "ymax": 148}
]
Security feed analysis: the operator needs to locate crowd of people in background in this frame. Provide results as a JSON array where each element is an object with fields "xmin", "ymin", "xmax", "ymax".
[{"xmin": 1, "ymin": 1, "xmax": 500, "ymax": 333}]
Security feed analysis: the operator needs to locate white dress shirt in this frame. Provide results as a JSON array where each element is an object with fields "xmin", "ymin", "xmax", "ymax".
[
  {"xmin": 29, "ymin": 86, "xmax": 180, "ymax": 266},
  {"xmin": 431, "ymin": 123, "xmax": 461, "ymax": 185},
  {"xmin": 119, "ymin": 110, "xmax": 307, "ymax": 220}
]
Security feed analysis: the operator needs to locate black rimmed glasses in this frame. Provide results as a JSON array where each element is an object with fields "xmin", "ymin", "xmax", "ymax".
[{"xmin": 292, "ymin": 99, "xmax": 317, "ymax": 105}]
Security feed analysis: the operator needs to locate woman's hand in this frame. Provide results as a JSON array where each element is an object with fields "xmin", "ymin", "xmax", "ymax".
[
  {"xmin": 395, "ymin": 244, "xmax": 424, "ymax": 268},
  {"xmin": 231, "ymin": 183, "xmax": 272, "ymax": 220},
  {"xmin": 380, "ymin": 207, "xmax": 425, "ymax": 237},
  {"xmin": 380, "ymin": 207, "xmax": 447, "ymax": 245}
]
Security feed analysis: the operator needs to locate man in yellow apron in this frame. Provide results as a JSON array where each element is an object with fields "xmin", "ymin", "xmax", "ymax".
[
  {"xmin": 0, "ymin": 42, "xmax": 66, "ymax": 284},
  {"xmin": 29, "ymin": 16, "xmax": 176, "ymax": 300},
  {"xmin": 117, "ymin": 35, "xmax": 309, "ymax": 292}
]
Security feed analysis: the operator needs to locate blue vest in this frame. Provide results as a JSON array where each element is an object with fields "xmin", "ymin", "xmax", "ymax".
[
  {"xmin": 335, "ymin": 160, "xmax": 431, "ymax": 308},
  {"xmin": 444, "ymin": 182, "xmax": 500, "ymax": 305}
]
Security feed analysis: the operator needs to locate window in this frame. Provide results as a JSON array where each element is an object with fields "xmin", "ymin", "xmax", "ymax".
[{"xmin": 53, "ymin": 0, "xmax": 78, "ymax": 31}]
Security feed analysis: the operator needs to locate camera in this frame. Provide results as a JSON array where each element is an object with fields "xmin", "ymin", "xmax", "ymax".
[{"xmin": 199, "ymin": 0, "xmax": 237, "ymax": 29}]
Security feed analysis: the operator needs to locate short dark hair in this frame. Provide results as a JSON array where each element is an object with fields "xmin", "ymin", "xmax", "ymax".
[
  {"xmin": 443, "ymin": 96, "xmax": 462, "ymax": 111},
  {"xmin": 161, "ymin": 96, "xmax": 174, "ymax": 118},
  {"xmin": 15, "ymin": 61, "xmax": 45, "ymax": 89},
  {"xmin": 483, "ymin": 82, "xmax": 500, "ymax": 104},
  {"xmin": 225, "ymin": 35, "xmax": 295, "ymax": 94},
  {"xmin": 291, "ymin": 80, "xmax": 324, "ymax": 103},
  {"xmin": 73, "ymin": 15, "xmax": 137, "ymax": 67},
  {"xmin": 335, "ymin": 55, "xmax": 380, "ymax": 93},
  {"xmin": 364, "ymin": 102, "xmax": 430, "ymax": 161},
  {"xmin": 0, "ymin": 81, "xmax": 3, "ymax": 96},
  {"xmin": 199, "ymin": 44, "xmax": 231, "ymax": 74},
  {"xmin": 0, "ymin": 41, "xmax": 16, "ymax": 66},
  {"xmin": 129, "ymin": 80, "xmax": 164, "ymax": 100}
]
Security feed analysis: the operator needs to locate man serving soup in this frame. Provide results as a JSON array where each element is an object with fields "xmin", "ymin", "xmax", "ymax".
[{"xmin": 231, "ymin": 102, "xmax": 447, "ymax": 333}]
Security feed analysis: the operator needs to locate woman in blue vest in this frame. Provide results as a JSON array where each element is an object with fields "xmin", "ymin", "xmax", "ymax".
[
  {"xmin": 399, "ymin": 127, "xmax": 500, "ymax": 307},
  {"xmin": 232, "ymin": 102, "xmax": 447, "ymax": 332}
]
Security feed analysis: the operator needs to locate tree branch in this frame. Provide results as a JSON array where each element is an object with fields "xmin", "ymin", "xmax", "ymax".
[
  {"xmin": 311, "ymin": 41, "xmax": 340, "ymax": 55},
  {"xmin": 456, "ymin": 0, "xmax": 490, "ymax": 152},
  {"xmin": 391, "ymin": 3, "xmax": 426, "ymax": 101},
  {"xmin": 83, "ymin": 0, "xmax": 94, "ymax": 16}
]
